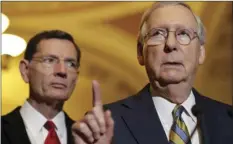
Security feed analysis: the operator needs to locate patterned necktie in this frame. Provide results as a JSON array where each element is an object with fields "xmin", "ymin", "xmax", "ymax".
[
  {"xmin": 169, "ymin": 105, "xmax": 191, "ymax": 144},
  {"xmin": 44, "ymin": 121, "xmax": 61, "ymax": 144}
]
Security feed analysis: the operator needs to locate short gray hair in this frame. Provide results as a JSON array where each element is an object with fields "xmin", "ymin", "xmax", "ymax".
[{"xmin": 137, "ymin": 2, "xmax": 206, "ymax": 52}]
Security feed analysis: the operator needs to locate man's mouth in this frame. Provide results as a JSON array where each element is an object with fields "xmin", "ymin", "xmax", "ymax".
[
  {"xmin": 163, "ymin": 62, "xmax": 183, "ymax": 67},
  {"xmin": 51, "ymin": 83, "xmax": 67, "ymax": 89}
]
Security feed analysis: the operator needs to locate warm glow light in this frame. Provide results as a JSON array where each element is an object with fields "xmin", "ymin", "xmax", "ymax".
[
  {"xmin": 2, "ymin": 34, "xmax": 27, "ymax": 57},
  {"xmin": 2, "ymin": 13, "xmax": 10, "ymax": 33},
  {"xmin": 1, "ymin": 13, "xmax": 27, "ymax": 57}
]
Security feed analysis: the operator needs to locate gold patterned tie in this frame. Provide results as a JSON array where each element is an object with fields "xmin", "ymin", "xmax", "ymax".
[{"xmin": 169, "ymin": 105, "xmax": 191, "ymax": 144}]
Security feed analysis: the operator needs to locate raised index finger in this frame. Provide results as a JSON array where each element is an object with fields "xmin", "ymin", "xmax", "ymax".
[
  {"xmin": 91, "ymin": 80, "xmax": 106, "ymax": 133},
  {"xmin": 92, "ymin": 80, "xmax": 102, "ymax": 107}
]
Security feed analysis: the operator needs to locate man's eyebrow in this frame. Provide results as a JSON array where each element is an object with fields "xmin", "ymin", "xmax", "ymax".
[
  {"xmin": 39, "ymin": 53, "xmax": 77, "ymax": 62},
  {"xmin": 64, "ymin": 57, "xmax": 77, "ymax": 62},
  {"xmin": 150, "ymin": 23, "xmax": 196, "ymax": 29},
  {"xmin": 46, "ymin": 54, "xmax": 59, "ymax": 58}
]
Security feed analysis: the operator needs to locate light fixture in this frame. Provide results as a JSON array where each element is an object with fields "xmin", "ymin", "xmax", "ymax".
[
  {"xmin": 2, "ymin": 13, "xmax": 9, "ymax": 33},
  {"xmin": 1, "ymin": 13, "xmax": 27, "ymax": 57},
  {"xmin": 1, "ymin": 13, "xmax": 27, "ymax": 70},
  {"xmin": 2, "ymin": 34, "xmax": 27, "ymax": 57}
]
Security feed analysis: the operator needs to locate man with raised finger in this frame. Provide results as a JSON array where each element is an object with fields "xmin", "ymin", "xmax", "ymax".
[{"xmin": 72, "ymin": 2, "xmax": 233, "ymax": 144}]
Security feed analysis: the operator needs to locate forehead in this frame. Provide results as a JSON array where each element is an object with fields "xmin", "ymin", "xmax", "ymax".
[
  {"xmin": 148, "ymin": 5, "xmax": 198, "ymax": 30},
  {"xmin": 36, "ymin": 38, "xmax": 77, "ymax": 60}
]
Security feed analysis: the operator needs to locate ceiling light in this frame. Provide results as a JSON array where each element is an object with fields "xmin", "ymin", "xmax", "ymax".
[
  {"xmin": 2, "ymin": 34, "xmax": 27, "ymax": 57},
  {"xmin": 2, "ymin": 13, "xmax": 9, "ymax": 33}
]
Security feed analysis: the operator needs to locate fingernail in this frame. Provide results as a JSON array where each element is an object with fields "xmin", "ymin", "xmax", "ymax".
[
  {"xmin": 101, "ymin": 128, "xmax": 106, "ymax": 133},
  {"xmin": 94, "ymin": 134, "xmax": 100, "ymax": 140},
  {"xmin": 90, "ymin": 137, "xmax": 94, "ymax": 143}
]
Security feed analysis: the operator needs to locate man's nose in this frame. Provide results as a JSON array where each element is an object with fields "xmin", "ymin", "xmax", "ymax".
[
  {"xmin": 164, "ymin": 32, "xmax": 178, "ymax": 52},
  {"xmin": 53, "ymin": 61, "xmax": 67, "ymax": 78}
]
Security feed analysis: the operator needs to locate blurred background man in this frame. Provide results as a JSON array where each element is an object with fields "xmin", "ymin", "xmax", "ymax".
[{"xmin": 2, "ymin": 30, "xmax": 81, "ymax": 144}]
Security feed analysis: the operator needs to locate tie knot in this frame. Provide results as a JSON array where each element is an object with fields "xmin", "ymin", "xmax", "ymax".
[
  {"xmin": 172, "ymin": 105, "xmax": 185, "ymax": 119},
  {"xmin": 44, "ymin": 121, "xmax": 56, "ymax": 131}
]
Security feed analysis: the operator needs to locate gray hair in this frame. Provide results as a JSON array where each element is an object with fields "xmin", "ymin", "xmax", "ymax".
[{"xmin": 137, "ymin": 2, "xmax": 206, "ymax": 52}]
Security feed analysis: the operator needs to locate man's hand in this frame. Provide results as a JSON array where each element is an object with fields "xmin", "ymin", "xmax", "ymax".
[{"xmin": 72, "ymin": 80, "xmax": 114, "ymax": 144}]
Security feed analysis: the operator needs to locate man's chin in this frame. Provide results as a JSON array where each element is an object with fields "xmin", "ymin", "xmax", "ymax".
[
  {"xmin": 158, "ymin": 75, "xmax": 185, "ymax": 86},
  {"xmin": 46, "ymin": 93, "xmax": 70, "ymax": 102}
]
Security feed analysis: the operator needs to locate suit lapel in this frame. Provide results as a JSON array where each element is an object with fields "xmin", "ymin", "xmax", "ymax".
[
  {"xmin": 64, "ymin": 112, "xmax": 75, "ymax": 144},
  {"xmin": 3, "ymin": 107, "xmax": 31, "ymax": 144},
  {"xmin": 121, "ymin": 84, "xmax": 168, "ymax": 144},
  {"xmin": 119, "ymin": 86, "xmax": 231, "ymax": 144},
  {"xmin": 193, "ymin": 89, "xmax": 219, "ymax": 144}
]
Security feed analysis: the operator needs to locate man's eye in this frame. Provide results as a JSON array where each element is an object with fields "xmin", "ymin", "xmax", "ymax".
[
  {"xmin": 43, "ymin": 57, "xmax": 56, "ymax": 63},
  {"xmin": 151, "ymin": 30, "xmax": 165, "ymax": 36},
  {"xmin": 177, "ymin": 30, "xmax": 191, "ymax": 37},
  {"xmin": 179, "ymin": 31, "xmax": 188, "ymax": 36},
  {"xmin": 66, "ymin": 61, "xmax": 77, "ymax": 68}
]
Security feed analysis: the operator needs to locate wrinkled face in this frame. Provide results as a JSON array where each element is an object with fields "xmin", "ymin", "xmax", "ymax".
[
  {"xmin": 138, "ymin": 5, "xmax": 205, "ymax": 85},
  {"xmin": 20, "ymin": 38, "xmax": 79, "ymax": 102}
]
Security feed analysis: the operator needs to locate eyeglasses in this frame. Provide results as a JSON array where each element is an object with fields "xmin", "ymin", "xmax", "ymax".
[
  {"xmin": 31, "ymin": 56, "xmax": 79, "ymax": 73},
  {"xmin": 144, "ymin": 28, "xmax": 199, "ymax": 45}
]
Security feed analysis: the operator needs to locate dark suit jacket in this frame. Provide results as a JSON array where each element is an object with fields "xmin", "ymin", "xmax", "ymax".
[
  {"xmin": 1, "ymin": 106, "xmax": 75, "ymax": 144},
  {"xmin": 104, "ymin": 84, "xmax": 233, "ymax": 144}
]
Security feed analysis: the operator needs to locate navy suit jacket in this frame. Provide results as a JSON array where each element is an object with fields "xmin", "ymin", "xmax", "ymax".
[
  {"xmin": 104, "ymin": 84, "xmax": 233, "ymax": 144},
  {"xmin": 1, "ymin": 107, "xmax": 75, "ymax": 144}
]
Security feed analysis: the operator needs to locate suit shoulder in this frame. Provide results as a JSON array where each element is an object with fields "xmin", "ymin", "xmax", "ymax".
[
  {"xmin": 103, "ymin": 95, "xmax": 135, "ymax": 112},
  {"xmin": 202, "ymin": 95, "xmax": 232, "ymax": 109},
  {"xmin": 1, "ymin": 107, "xmax": 21, "ymax": 122},
  {"xmin": 193, "ymin": 88, "xmax": 232, "ymax": 110},
  {"xmin": 198, "ymin": 94, "xmax": 233, "ymax": 118}
]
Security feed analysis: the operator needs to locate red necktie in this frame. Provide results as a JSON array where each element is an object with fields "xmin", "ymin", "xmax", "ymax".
[{"xmin": 44, "ymin": 121, "xmax": 61, "ymax": 144}]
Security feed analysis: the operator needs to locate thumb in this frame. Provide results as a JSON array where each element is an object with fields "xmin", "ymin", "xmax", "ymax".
[{"xmin": 104, "ymin": 110, "xmax": 114, "ymax": 139}]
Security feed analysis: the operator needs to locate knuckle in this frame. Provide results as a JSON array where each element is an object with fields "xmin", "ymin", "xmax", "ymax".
[
  {"xmin": 92, "ymin": 125, "xmax": 100, "ymax": 133},
  {"xmin": 85, "ymin": 110, "xmax": 93, "ymax": 116},
  {"xmin": 93, "ymin": 106, "xmax": 103, "ymax": 113},
  {"xmin": 99, "ymin": 119, "xmax": 105, "ymax": 126},
  {"xmin": 88, "ymin": 137, "xmax": 94, "ymax": 142},
  {"xmin": 79, "ymin": 122, "xmax": 86, "ymax": 129},
  {"xmin": 86, "ymin": 132, "xmax": 93, "ymax": 138},
  {"xmin": 85, "ymin": 114, "xmax": 94, "ymax": 121}
]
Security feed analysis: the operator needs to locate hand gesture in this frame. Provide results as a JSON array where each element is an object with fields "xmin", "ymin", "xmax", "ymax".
[{"xmin": 72, "ymin": 80, "xmax": 114, "ymax": 144}]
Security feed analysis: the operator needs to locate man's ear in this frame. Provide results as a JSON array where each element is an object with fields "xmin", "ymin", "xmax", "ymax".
[
  {"xmin": 198, "ymin": 45, "xmax": 205, "ymax": 65},
  {"xmin": 19, "ymin": 59, "xmax": 30, "ymax": 83},
  {"xmin": 137, "ymin": 41, "xmax": 145, "ymax": 65}
]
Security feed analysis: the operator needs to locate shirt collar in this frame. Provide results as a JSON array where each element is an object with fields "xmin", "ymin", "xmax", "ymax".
[
  {"xmin": 20, "ymin": 100, "xmax": 66, "ymax": 134},
  {"xmin": 152, "ymin": 90, "xmax": 197, "ymax": 124},
  {"xmin": 182, "ymin": 91, "xmax": 197, "ymax": 122},
  {"xmin": 20, "ymin": 100, "xmax": 47, "ymax": 133}
]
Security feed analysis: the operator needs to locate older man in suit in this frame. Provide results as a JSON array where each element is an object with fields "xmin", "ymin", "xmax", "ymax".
[
  {"xmin": 2, "ymin": 30, "xmax": 81, "ymax": 144},
  {"xmin": 71, "ymin": 2, "xmax": 233, "ymax": 144}
]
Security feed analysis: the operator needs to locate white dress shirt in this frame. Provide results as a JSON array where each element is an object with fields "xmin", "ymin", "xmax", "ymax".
[
  {"xmin": 152, "ymin": 91, "xmax": 200, "ymax": 144},
  {"xmin": 20, "ymin": 101, "xmax": 67, "ymax": 144}
]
